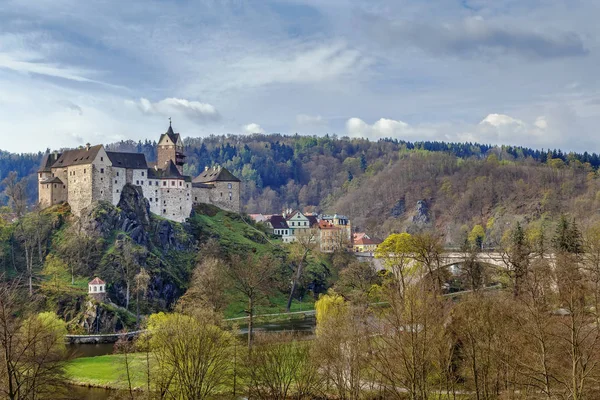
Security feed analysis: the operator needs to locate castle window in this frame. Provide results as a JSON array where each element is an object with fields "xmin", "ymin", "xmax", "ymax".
[
  {"xmin": 136, "ymin": 180, "xmax": 139, "ymax": 185},
  {"xmin": 141, "ymin": 172, "xmax": 144, "ymax": 177},
  {"xmin": 220, "ymin": 192, "xmax": 223, "ymax": 197},
  {"xmin": 100, "ymin": 190, "xmax": 103, "ymax": 195},
  {"xmin": 195, "ymin": 197, "xmax": 197, "ymax": 201},
  {"xmin": 100, "ymin": 168, "xmax": 104, "ymax": 173},
  {"xmin": 164, "ymin": 201, "xmax": 166, "ymax": 205},
  {"xmin": 115, "ymin": 180, "xmax": 117, "ymax": 184},
  {"xmin": 186, "ymin": 184, "xmax": 189, "ymax": 188},
  {"xmin": 149, "ymin": 198, "xmax": 152, "ymax": 202},
  {"xmin": 116, "ymin": 172, "xmax": 119, "ymax": 177},
  {"xmin": 155, "ymin": 198, "xmax": 158, "ymax": 202},
  {"xmin": 229, "ymin": 192, "xmax": 232, "ymax": 200},
  {"xmin": 116, "ymin": 190, "xmax": 119, "ymax": 193},
  {"xmin": 179, "ymin": 181, "xmax": 182, "ymax": 187},
  {"xmin": 163, "ymin": 209, "xmax": 166, "ymax": 214},
  {"xmin": 171, "ymin": 181, "xmax": 175, "ymax": 186},
  {"xmin": 141, "ymin": 181, "xmax": 144, "ymax": 185},
  {"xmin": 228, "ymin": 183, "xmax": 232, "ymax": 189}
]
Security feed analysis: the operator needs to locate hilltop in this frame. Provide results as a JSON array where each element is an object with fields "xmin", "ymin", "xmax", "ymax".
[
  {"xmin": 2, "ymin": 134, "xmax": 600, "ymax": 244},
  {"xmin": 0, "ymin": 184, "xmax": 327, "ymax": 333}
]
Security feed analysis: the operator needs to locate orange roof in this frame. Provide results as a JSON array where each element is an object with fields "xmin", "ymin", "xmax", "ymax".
[
  {"xmin": 89, "ymin": 277, "xmax": 105, "ymax": 285},
  {"xmin": 354, "ymin": 237, "xmax": 380, "ymax": 246},
  {"xmin": 318, "ymin": 220, "xmax": 339, "ymax": 230}
]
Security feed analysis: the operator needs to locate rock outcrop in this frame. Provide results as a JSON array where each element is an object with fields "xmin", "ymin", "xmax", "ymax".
[
  {"xmin": 412, "ymin": 200, "xmax": 431, "ymax": 225},
  {"xmin": 79, "ymin": 184, "xmax": 151, "ymax": 245},
  {"xmin": 390, "ymin": 198, "xmax": 406, "ymax": 218}
]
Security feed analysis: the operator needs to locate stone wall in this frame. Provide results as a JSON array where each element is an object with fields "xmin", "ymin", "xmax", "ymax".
[
  {"xmin": 157, "ymin": 144, "xmax": 175, "ymax": 170},
  {"xmin": 191, "ymin": 186, "xmax": 212, "ymax": 204},
  {"xmin": 66, "ymin": 164, "xmax": 94, "ymax": 217},
  {"xmin": 158, "ymin": 179, "xmax": 191, "ymax": 222},
  {"xmin": 208, "ymin": 181, "xmax": 240, "ymax": 213}
]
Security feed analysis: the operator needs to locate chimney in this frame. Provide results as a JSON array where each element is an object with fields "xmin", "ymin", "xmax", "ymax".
[
  {"xmin": 85, "ymin": 143, "xmax": 91, "ymax": 151},
  {"xmin": 204, "ymin": 166, "xmax": 209, "ymax": 171}
]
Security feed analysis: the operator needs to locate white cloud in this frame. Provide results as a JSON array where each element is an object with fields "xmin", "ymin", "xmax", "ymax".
[
  {"xmin": 130, "ymin": 97, "xmax": 221, "ymax": 123},
  {"xmin": 243, "ymin": 123, "xmax": 265, "ymax": 134},
  {"xmin": 479, "ymin": 113, "xmax": 526, "ymax": 128},
  {"xmin": 347, "ymin": 117, "xmax": 424, "ymax": 140}
]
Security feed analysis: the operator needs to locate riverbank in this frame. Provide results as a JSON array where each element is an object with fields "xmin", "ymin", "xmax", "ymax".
[{"xmin": 65, "ymin": 353, "xmax": 147, "ymax": 390}]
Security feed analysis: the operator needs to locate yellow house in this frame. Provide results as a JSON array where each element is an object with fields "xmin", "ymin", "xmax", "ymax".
[{"xmin": 352, "ymin": 233, "xmax": 380, "ymax": 253}]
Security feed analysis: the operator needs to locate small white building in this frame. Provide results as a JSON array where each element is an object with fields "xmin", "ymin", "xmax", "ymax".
[{"xmin": 88, "ymin": 277, "xmax": 106, "ymax": 294}]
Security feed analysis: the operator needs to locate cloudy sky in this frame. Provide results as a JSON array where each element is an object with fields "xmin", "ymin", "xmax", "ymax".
[{"xmin": 0, "ymin": 0, "xmax": 598, "ymax": 153}]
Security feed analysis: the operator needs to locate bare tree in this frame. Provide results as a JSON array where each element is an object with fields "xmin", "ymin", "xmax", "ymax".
[
  {"xmin": 372, "ymin": 283, "xmax": 450, "ymax": 400},
  {"xmin": 245, "ymin": 331, "xmax": 321, "ymax": 400},
  {"xmin": 176, "ymin": 257, "xmax": 228, "ymax": 314},
  {"xmin": 286, "ymin": 227, "xmax": 319, "ymax": 313},
  {"xmin": 224, "ymin": 255, "xmax": 276, "ymax": 349},
  {"xmin": 134, "ymin": 268, "xmax": 151, "ymax": 329},
  {"xmin": 1, "ymin": 172, "xmax": 27, "ymax": 218}
]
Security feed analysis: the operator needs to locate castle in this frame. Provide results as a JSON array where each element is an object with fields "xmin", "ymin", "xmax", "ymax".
[{"xmin": 38, "ymin": 124, "xmax": 241, "ymax": 222}]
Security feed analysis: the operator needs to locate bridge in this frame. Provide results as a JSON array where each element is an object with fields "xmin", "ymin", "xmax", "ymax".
[
  {"xmin": 66, "ymin": 330, "xmax": 145, "ymax": 344},
  {"xmin": 355, "ymin": 251, "xmax": 554, "ymax": 272}
]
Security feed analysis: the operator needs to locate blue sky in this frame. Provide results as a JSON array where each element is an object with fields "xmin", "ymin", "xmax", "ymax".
[{"xmin": 0, "ymin": 0, "xmax": 598, "ymax": 153}]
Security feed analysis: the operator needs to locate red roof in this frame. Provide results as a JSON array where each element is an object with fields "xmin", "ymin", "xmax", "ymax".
[
  {"xmin": 89, "ymin": 277, "xmax": 105, "ymax": 285},
  {"xmin": 354, "ymin": 237, "xmax": 380, "ymax": 246}
]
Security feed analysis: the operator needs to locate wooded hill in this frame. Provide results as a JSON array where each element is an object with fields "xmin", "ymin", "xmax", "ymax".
[{"xmin": 2, "ymin": 135, "xmax": 600, "ymax": 243}]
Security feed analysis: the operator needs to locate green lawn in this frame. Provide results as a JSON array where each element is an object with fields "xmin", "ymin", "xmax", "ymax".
[
  {"xmin": 65, "ymin": 353, "xmax": 148, "ymax": 389},
  {"xmin": 223, "ymin": 292, "xmax": 315, "ymax": 319}
]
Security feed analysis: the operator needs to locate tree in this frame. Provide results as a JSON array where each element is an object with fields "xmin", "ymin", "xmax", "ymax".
[
  {"xmin": 147, "ymin": 311, "xmax": 234, "ymax": 399},
  {"xmin": 245, "ymin": 332, "xmax": 321, "ymax": 400},
  {"xmin": 134, "ymin": 268, "xmax": 150, "ymax": 329},
  {"xmin": 502, "ymin": 222, "xmax": 531, "ymax": 297},
  {"xmin": 372, "ymin": 283, "xmax": 450, "ymax": 400},
  {"xmin": 14, "ymin": 212, "xmax": 52, "ymax": 296},
  {"xmin": 177, "ymin": 257, "xmax": 229, "ymax": 314},
  {"xmin": 375, "ymin": 233, "xmax": 414, "ymax": 293},
  {"xmin": 410, "ymin": 232, "xmax": 445, "ymax": 292},
  {"xmin": 113, "ymin": 238, "xmax": 145, "ymax": 310},
  {"xmin": 59, "ymin": 224, "xmax": 101, "ymax": 285},
  {"xmin": 335, "ymin": 260, "xmax": 381, "ymax": 305},
  {"xmin": 469, "ymin": 225, "xmax": 486, "ymax": 250},
  {"xmin": 0, "ymin": 282, "xmax": 68, "ymax": 400},
  {"xmin": 224, "ymin": 255, "xmax": 276, "ymax": 349},
  {"xmin": 1, "ymin": 172, "xmax": 27, "ymax": 218},
  {"xmin": 286, "ymin": 227, "xmax": 319, "ymax": 313}
]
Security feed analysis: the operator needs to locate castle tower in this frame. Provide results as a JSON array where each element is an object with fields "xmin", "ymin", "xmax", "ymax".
[{"xmin": 157, "ymin": 121, "xmax": 186, "ymax": 174}]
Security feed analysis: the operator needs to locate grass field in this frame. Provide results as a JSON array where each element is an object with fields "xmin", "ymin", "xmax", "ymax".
[{"xmin": 65, "ymin": 354, "xmax": 148, "ymax": 389}]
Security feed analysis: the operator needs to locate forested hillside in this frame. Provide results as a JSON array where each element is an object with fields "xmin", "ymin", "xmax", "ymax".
[{"xmin": 3, "ymin": 134, "xmax": 600, "ymax": 243}]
